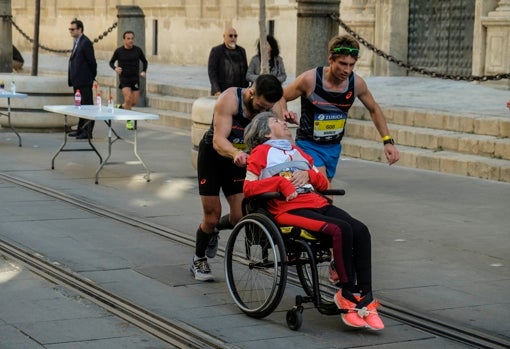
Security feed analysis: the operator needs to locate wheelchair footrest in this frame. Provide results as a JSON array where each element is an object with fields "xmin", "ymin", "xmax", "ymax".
[
  {"xmin": 317, "ymin": 302, "xmax": 346, "ymax": 316},
  {"xmin": 295, "ymin": 295, "xmax": 315, "ymax": 306}
]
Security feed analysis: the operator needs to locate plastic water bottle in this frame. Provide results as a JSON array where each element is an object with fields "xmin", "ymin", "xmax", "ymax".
[
  {"xmin": 74, "ymin": 89, "xmax": 81, "ymax": 108},
  {"xmin": 107, "ymin": 95, "xmax": 114, "ymax": 112},
  {"xmin": 96, "ymin": 93, "xmax": 102, "ymax": 111},
  {"xmin": 11, "ymin": 80, "xmax": 15, "ymax": 94}
]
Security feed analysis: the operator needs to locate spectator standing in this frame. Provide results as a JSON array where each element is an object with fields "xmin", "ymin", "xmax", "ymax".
[
  {"xmin": 246, "ymin": 35, "xmax": 286, "ymax": 84},
  {"xmin": 208, "ymin": 27, "xmax": 248, "ymax": 96},
  {"xmin": 67, "ymin": 19, "xmax": 97, "ymax": 139}
]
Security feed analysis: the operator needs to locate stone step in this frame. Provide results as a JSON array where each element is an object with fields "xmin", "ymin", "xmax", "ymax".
[
  {"xmin": 349, "ymin": 104, "xmax": 510, "ymax": 138},
  {"xmin": 146, "ymin": 83, "xmax": 209, "ymax": 99},
  {"xmin": 347, "ymin": 119, "xmax": 510, "ymax": 161},
  {"xmin": 342, "ymin": 138, "xmax": 510, "ymax": 182},
  {"xmin": 36, "ymin": 68, "xmax": 510, "ymax": 183},
  {"xmin": 146, "ymin": 93, "xmax": 195, "ymax": 114},
  {"xmin": 132, "ymin": 106, "xmax": 191, "ymax": 130}
]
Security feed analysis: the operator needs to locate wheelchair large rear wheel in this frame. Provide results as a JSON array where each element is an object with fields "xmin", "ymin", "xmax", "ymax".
[
  {"xmin": 224, "ymin": 213, "xmax": 287, "ymax": 318},
  {"xmin": 296, "ymin": 251, "xmax": 336, "ymax": 304}
]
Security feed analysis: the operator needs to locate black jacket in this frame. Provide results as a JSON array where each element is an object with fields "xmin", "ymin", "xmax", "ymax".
[
  {"xmin": 68, "ymin": 34, "xmax": 97, "ymax": 87},
  {"xmin": 207, "ymin": 43, "xmax": 248, "ymax": 95}
]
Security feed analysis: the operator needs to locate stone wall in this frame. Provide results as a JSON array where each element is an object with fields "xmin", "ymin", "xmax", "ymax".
[{"xmin": 9, "ymin": 0, "xmax": 510, "ymax": 85}]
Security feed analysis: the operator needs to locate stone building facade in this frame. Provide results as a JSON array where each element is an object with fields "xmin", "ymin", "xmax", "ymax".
[{"xmin": 10, "ymin": 0, "xmax": 510, "ymax": 88}]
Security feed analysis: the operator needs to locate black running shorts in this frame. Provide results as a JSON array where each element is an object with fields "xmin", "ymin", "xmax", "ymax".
[{"xmin": 197, "ymin": 139, "xmax": 245, "ymax": 197}]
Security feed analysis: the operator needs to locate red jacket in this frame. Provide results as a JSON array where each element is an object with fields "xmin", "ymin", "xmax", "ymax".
[{"xmin": 244, "ymin": 143, "xmax": 329, "ymax": 218}]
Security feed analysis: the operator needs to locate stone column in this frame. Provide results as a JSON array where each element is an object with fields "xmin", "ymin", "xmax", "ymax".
[
  {"xmin": 373, "ymin": 0, "xmax": 409, "ymax": 76},
  {"xmin": 0, "ymin": 0, "xmax": 13, "ymax": 72},
  {"xmin": 480, "ymin": 0, "xmax": 510, "ymax": 89},
  {"xmin": 296, "ymin": 0, "xmax": 340, "ymax": 75},
  {"xmin": 116, "ymin": 5, "xmax": 147, "ymax": 106}
]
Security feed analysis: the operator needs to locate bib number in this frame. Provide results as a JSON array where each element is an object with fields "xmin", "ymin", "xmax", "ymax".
[{"xmin": 313, "ymin": 112, "xmax": 347, "ymax": 139}]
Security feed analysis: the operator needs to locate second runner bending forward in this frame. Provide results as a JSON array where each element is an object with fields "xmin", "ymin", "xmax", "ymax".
[{"xmin": 243, "ymin": 112, "xmax": 384, "ymax": 331}]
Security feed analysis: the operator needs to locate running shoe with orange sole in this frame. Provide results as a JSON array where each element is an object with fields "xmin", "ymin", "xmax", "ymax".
[
  {"xmin": 334, "ymin": 290, "xmax": 367, "ymax": 328},
  {"xmin": 357, "ymin": 292, "xmax": 384, "ymax": 331}
]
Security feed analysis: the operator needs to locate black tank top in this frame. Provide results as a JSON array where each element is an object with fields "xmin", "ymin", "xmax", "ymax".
[
  {"xmin": 296, "ymin": 67, "xmax": 355, "ymax": 144},
  {"xmin": 202, "ymin": 88, "xmax": 250, "ymax": 150}
]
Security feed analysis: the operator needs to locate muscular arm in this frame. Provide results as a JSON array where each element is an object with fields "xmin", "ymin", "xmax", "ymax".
[
  {"xmin": 283, "ymin": 69, "xmax": 314, "ymax": 102},
  {"xmin": 277, "ymin": 69, "xmax": 315, "ymax": 124},
  {"xmin": 212, "ymin": 89, "xmax": 245, "ymax": 161}
]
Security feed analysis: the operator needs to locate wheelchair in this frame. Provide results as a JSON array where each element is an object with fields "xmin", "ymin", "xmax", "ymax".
[{"xmin": 224, "ymin": 190, "xmax": 347, "ymax": 330}]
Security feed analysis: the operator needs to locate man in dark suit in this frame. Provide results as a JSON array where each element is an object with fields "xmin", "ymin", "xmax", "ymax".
[{"xmin": 68, "ymin": 19, "xmax": 97, "ymax": 139}]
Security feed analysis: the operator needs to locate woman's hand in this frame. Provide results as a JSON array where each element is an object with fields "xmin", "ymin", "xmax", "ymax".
[
  {"xmin": 290, "ymin": 170, "xmax": 309, "ymax": 188},
  {"xmin": 286, "ymin": 191, "xmax": 298, "ymax": 201}
]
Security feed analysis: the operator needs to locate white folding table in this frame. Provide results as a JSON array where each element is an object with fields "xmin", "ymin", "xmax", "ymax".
[
  {"xmin": 0, "ymin": 91, "xmax": 28, "ymax": 147},
  {"xmin": 43, "ymin": 105, "xmax": 159, "ymax": 184}
]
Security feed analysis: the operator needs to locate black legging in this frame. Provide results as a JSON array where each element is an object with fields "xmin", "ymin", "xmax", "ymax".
[{"xmin": 286, "ymin": 205, "xmax": 372, "ymax": 294}]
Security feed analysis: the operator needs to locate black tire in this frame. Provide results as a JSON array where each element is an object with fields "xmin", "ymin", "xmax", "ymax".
[
  {"xmin": 224, "ymin": 213, "xmax": 287, "ymax": 318},
  {"xmin": 286, "ymin": 307, "xmax": 303, "ymax": 331}
]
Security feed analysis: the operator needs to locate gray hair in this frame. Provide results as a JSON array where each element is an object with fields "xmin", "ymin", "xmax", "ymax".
[{"xmin": 244, "ymin": 111, "xmax": 275, "ymax": 150}]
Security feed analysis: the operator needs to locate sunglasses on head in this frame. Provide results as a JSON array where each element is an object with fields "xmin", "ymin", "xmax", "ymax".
[
  {"xmin": 229, "ymin": 34, "xmax": 238, "ymax": 38},
  {"xmin": 330, "ymin": 46, "xmax": 359, "ymax": 57}
]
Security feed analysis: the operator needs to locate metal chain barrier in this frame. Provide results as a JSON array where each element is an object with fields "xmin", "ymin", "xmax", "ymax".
[
  {"xmin": 8, "ymin": 16, "xmax": 118, "ymax": 54},
  {"xmin": 330, "ymin": 13, "xmax": 510, "ymax": 81}
]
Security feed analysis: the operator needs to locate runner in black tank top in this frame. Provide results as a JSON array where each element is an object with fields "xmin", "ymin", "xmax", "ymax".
[{"xmin": 280, "ymin": 34, "xmax": 399, "ymax": 182}]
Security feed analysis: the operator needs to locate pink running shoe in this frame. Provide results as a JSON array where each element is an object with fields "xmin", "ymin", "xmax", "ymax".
[
  {"xmin": 334, "ymin": 291, "xmax": 367, "ymax": 328},
  {"xmin": 357, "ymin": 292, "xmax": 385, "ymax": 331},
  {"xmin": 328, "ymin": 260, "xmax": 340, "ymax": 284},
  {"xmin": 363, "ymin": 299, "xmax": 384, "ymax": 330}
]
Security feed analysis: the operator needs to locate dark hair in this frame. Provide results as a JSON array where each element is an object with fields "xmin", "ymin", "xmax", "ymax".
[
  {"xmin": 123, "ymin": 30, "xmax": 135, "ymax": 39},
  {"xmin": 257, "ymin": 35, "xmax": 280, "ymax": 69},
  {"xmin": 244, "ymin": 111, "xmax": 275, "ymax": 150},
  {"xmin": 253, "ymin": 74, "xmax": 283, "ymax": 103},
  {"xmin": 71, "ymin": 19, "xmax": 84, "ymax": 31}
]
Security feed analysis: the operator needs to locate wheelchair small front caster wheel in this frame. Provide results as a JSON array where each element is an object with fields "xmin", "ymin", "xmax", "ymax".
[{"xmin": 286, "ymin": 306, "xmax": 303, "ymax": 330}]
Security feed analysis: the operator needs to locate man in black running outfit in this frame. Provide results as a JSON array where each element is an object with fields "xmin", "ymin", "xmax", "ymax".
[
  {"xmin": 191, "ymin": 74, "xmax": 283, "ymax": 281},
  {"xmin": 109, "ymin": 31, "xmax": 148, "ymax": 110}
]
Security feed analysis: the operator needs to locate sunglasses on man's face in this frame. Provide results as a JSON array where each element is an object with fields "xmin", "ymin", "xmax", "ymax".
[
  {"xmin": 229, "ymin": 34, "xmax": 238, "ymax": 38},
  {"xmin": 330, "ymin": 46, "xmax": 359, "ymax": 58}
]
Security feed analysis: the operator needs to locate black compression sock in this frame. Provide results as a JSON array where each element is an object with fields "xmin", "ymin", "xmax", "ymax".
[{"xmin": 195, "ymin": 227, "xmax": 210, "ymax": 258}]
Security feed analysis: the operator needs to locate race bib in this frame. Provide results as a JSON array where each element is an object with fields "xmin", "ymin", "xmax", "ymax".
[{"xmin": 312, "ymin": 112, "xmax": 347, "ymax": 139}]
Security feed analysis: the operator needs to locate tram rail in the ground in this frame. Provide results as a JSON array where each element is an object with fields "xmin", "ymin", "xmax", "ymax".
[
  {"xmin": 1, "ymin": 172, "xmax": 509, "ymax": 349},
  {"xmin": 0, "ymin": 239, "xmax": 234, "ymax": 349}
]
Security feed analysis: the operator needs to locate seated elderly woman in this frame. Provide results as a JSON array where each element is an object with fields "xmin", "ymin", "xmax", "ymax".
[{"xmin": 243, "ymin": 111, "xmax": 384, "ymax": 331}]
